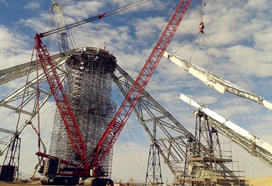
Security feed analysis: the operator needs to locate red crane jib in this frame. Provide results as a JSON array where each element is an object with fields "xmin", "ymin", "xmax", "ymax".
[
  {"xmin": 90, "ymin": 0, "xmax": 192, "ymax": 169},
  {"xmin": 36, "ymin": 152, "xmax": 80, "ymax": 168},
  {"xmin": 34, "ymin": 0, "xmax": 191, "ymax": 174},
  {"xmin": 34, "ymin": 34, "xmax": 89, "ymax": 168}
]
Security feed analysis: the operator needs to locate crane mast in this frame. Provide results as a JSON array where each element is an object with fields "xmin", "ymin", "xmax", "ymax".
[
  {"xmin": 90, "ymin": 0, "xmax": 192, "ymax": 168},
  {"xmin": 51, "ymin": 0, "xmax": 69, "ymax": 52},
  {"xmin": 34, "ymin": 35, "xmax": 89, "ymax": 168}
]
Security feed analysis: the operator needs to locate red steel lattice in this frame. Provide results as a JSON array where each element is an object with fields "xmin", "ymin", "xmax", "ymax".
[
  {"xmin": 34, "ymin": 35, "xmax": 89, "ymax": 168},
  {"xmin": 91, "ymin": 0, "xmax": 192, "ymax": 169}
]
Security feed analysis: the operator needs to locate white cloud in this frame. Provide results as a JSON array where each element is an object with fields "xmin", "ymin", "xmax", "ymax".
[
  {"xmin": 215, "ymin": 102, "xmax": 253, "ymax": 119},
  {"xmin": 254, "ymin": 27, "xmax": 272, "ymax": 51},
  {"xmin": 63, "ymin": 1, "xmax": 105, "ymax": 20},
  {"xmin": 0, "ymin": 0, "xmax": 8, "ymax": 7},
  {"xmin": 134, "ymin": 16, "xmax": 166, "ymax": 39},
  {"xmin": 112, "ymin": 142, "xmax": 148, "ymax": 182},
  {"xmin": 17, "ymin": 12, "xmax": 52, "ymax": 34},
  {"xmin": 245, "ymin": 0, "xmax": 272, "ymax": 11},
  {"xmin": 195, "ymin": 95, "xmax": 218, "ymax": 105},
  {"xmin": 226, "ymin": 45, "xmax": 272, "ymax": 78},
  {"xmin": 110, "ymin": 0, "xmax": 167, "ymax": 12},
  {"xmin": 24, "ymin": 2, "xmax": 40, "ymax": 10},
  {"xmin": 0, "ymin": 26, "xmax": 25, "ymax": 52},
  {"xmin": 0, "ymin": 26, "xmax": 32, "ymax": 69}
]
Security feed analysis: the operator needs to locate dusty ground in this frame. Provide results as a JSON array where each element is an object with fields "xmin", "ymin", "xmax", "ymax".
[
  {"xmin": 247, "ymin": 175, "xmax": 272, "ymax": 186},
  {"xmin": 2, "ymin": 176, "xmax": 272, "ymax": 186}
]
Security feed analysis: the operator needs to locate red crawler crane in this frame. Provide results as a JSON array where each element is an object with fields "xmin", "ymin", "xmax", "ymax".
[
  {"xmin": 90, "ymin": 0, "xmax": 192, "ymax": 169},
  {"xmin": 34, "ymin": 0, "xmax": 191, "ymax": 184}
]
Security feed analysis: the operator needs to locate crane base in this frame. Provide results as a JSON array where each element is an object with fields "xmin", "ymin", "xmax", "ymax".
[
  {"xmin": 41, "ymin": 176, "xmax": 113, "ymax": 186},
  {"xmin": 41, "ymin": 176, "xmax": 79, "ymax": 185}
]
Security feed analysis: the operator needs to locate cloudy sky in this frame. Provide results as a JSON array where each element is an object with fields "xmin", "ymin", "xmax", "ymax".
[{"xmin": 0, "ymin": 0, "xmax": 272, "ymax": 183}]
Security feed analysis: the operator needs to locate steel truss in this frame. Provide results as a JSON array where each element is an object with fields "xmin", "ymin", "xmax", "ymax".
[
  {"xmin": 111, "ymin": 64, "xmax": 237, "ymax": 179},
  {"xmin": 145, "ymin": 144, "xmax": 163, "ymax": 185},
  {"xmin": 208, "ymin": 117, "xmax": 272, "ymax": 167},
  {"xmin": 179, "ymin": 93, "xmax": 272, "ymax": 168},
  {"xmin": 179, "ymin": 111, "xmax": 246, "ymax": 185},
  {"xmin": 0, "ymin": 51, "xmax": 73, "ymax": 156},
  {"xmin": 0, "ymin": 50, "xmax": 237, "ymax": 180}
]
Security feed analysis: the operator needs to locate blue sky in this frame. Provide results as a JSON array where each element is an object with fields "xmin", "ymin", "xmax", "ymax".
[{"xmin": 0, "ymin": 0, "xmax": 272, "ymax": 183}]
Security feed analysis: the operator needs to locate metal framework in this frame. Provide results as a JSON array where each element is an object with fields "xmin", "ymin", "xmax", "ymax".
[
  {"xmin": 34, "ymin": 34, "xmax": 89, "ymax": 168},
  {"xmin": 0, "ymin": 133, "xmax": 21, "ymax": 181},
  {"xmin": 0, "ymin": 49, "xmax": 243, "ymax": 181},
  {"xmin": 0, "ymin": 51, "xmax": 73, "ymax": 156},
  {"xmin": 179, "ymin": 93, "xmax": 272, "ymax": 168},
  {"xmin": 49, "ymin": 47, "xmax": 117, "ymax": 176},
  {"xmin": 91, "ymin": 0, "xmax": 192, "ymax": 169},
  {"xmin": 0, "ymin": 51, "xmax": 75, "ymax": 86},
  {"xmin": 112, "ymin": 64, "xmax": 237, "ymax": 180},
  {"xmin": 145, "ymin": 144, "xmax": 163, "ymax": 185},
  {"xmin": 178, "ymin": 111, "xmax": 246, "ymax": 185},
  {"xmin": 51, "ymin": 0, "xmax": 70, "ymax": 53},
  {"xmin": 163, "ymin": 51, "xmax": 272, "ymax": 110},
  {"xmin": 0, "ymin": 1, "xmax": 270, "ymax": 183}
]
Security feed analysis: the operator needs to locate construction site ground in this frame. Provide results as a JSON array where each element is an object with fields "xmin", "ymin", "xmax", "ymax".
[
  {"xmin": 247, "ymin": 175, "xmax": 272, "ymax": 186},
  {"xmin": 1, "ymin": 176, "xmax": 272, "ymax": 186}
]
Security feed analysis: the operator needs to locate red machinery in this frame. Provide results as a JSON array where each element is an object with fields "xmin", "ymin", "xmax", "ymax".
[{"xmin": 34, "ymin": 0, "xmax": 192, "ymax": 184}]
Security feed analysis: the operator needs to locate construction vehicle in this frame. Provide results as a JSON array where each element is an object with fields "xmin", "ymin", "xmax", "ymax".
[{"xmin": 32, "ymin": 0, "xmax": 192, "ymax": 184}]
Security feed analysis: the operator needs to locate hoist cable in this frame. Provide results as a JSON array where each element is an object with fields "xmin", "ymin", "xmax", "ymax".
[
  {"xmin": 40, "ymin": 0, "xmax": 151, "ymax": 37},
  {"xmin": 173, "ymin": 32, "xmax": 200, "ymax": 55},
  {"xmin": 204, "ymin": 32, "xmax": 251, "ymax": 88},
  {"xmin": 201, "ymin": 34, "xmax": 214, "ymax": 73},
  {"xmin": 189, "ymin": 33, "xmax": 202, "ymax": 62}
]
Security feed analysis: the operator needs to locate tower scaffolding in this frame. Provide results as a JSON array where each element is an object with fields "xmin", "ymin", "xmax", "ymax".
[
  {"xmin": 49, "ymin": 47, "xmax": 117, "ymax": 177},
  {"xmin": 179, "ymin": 111, "xmax": 247, "ymax": 185}
]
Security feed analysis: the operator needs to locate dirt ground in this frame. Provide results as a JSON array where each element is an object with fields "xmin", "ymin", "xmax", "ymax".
[
  {"xmin": 2, "ymin": 176, "xmax": 272, "ymax": 186},
  {"xmin": 247, "ymin": 175, "xmax": 272, "ymax": 186}
]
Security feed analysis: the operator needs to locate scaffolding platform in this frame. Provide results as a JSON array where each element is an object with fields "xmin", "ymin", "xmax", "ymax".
[
  {"xmin": 177, "ymin": 177, "xmax": 247, "ymax": 185},
  {"xmin": 187, "ymin": 156, "xmax": 233, "ymax": 163},
  {"xmin": 49, "ymin": 47, "xmax": 117, "ymax": 177}
]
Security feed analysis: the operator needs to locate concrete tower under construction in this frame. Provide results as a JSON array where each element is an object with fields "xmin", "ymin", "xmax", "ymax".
[{"xmin": 49, "ymin": 47, "xmax": 117, "ymax": 177}]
